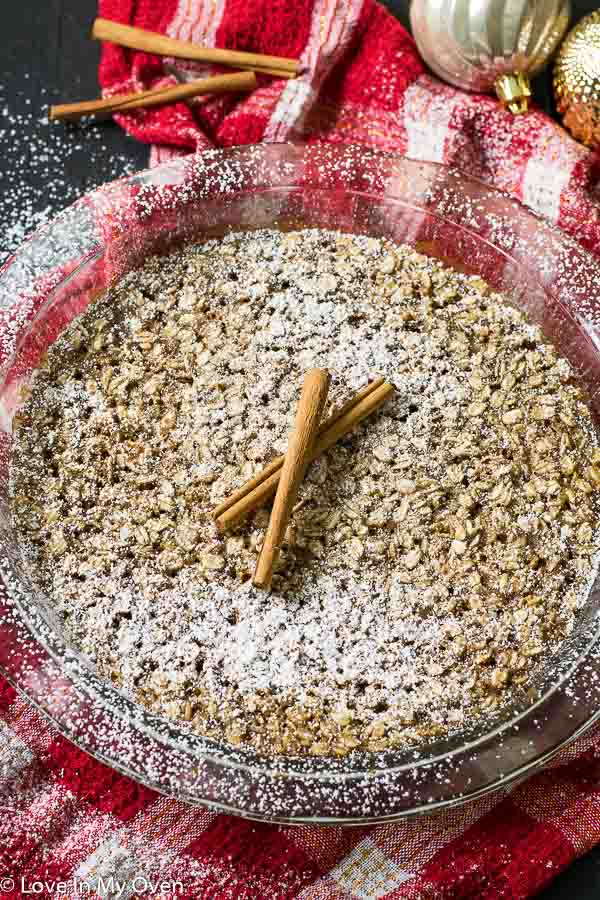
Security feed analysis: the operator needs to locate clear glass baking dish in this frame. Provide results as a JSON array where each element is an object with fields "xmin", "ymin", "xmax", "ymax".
[{"xmin": 0, "ymin": 143, "xmax": 600, "ymax": 824}]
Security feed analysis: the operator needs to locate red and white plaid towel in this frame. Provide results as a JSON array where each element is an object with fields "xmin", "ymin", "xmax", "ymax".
[{"xmin": 4, "ymin": 1, "xmax": 600, "ymax": 897}]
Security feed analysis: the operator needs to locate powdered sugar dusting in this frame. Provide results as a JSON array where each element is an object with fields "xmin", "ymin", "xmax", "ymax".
[
  {"xmin": 11, "ymin": 228, "xmax": 600, "ymax": 759},
  {"xmin": 0, "ymin": 84, "xmax": 139, "ymax": 268},
  {"xmin": 4, "ymin": 144, "xmax": 600, "ymax": 819}
]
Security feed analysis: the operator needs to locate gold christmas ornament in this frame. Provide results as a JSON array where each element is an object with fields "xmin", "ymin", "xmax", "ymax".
[
  {"xmin": 554, "ymin": 11, "xmax": 600, "ymax": 146},
  {"xmin": 410, "ymin": 0, "xmax": 571, "ymax": 114}
]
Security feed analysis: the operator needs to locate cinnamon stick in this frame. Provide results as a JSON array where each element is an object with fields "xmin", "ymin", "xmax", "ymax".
[
  {"xmin": 212, "ymin": 377, "xmax": 385, "ymax": 520},
  {"xmin": 214, "ymin": 378, "xmax": 394, "ymax": 533},
  {"xmin": 49, "ymin": 71, "xmax": 257, "ymax": 122},
  {"xmin": 237, "ymin": 65, "xmax": 295, "ymax": 79},
  {"xmin": 167, "ymin": 61, "xmax": 294, "ymax": 82},
  {"xmin": 253, "ymin": 370, "xmax": 330, "ymax": 590},
  {"xmin": 92, "ymin": 18, "xmax": 300, "ymax": 76}
]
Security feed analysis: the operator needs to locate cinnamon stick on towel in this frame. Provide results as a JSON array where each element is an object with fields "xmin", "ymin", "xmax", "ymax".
[
  {"xmin": 253, "ymin": 370, "xmax": 330, "ymax": 590},
  {"xmin": 49, "ymin": 71, "xmax": 257, "ymax": 122},
  {"xmin": 92, "ymin": 18, "xmax": 300, "ymax": 78}
]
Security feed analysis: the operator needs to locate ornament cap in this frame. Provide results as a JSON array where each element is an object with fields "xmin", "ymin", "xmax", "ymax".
[{"xmin": 494, "ymin": 72, "xmax": 532, "ymax": 115}]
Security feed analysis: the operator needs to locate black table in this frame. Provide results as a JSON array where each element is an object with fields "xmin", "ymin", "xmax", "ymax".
[{"xmin": 2, "ymin": 2, "xmax": 600, "ymax": 895}]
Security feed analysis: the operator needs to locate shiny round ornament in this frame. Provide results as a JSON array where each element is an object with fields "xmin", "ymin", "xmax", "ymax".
[
  {"xmin": 554, "ymin": 11, "xmax": 600, "ymax": 147},
  {"xmin": 410, "ymin": 0, "xmax": 571, "ymax": 114}
]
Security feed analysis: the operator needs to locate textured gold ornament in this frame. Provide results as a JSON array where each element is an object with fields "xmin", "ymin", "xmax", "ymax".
[
  {"xmin": 554, "ymin": 10, "xmax": 600, "ymax": 146},
  {"xmin": 411, "ymin": 0, "xmax": 571, "ymax": 114}
]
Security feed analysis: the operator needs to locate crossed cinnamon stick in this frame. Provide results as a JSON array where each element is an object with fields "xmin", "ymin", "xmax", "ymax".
[
  {"xmin": 212, "ymin": 374, "xmax": 395, "ymax": 588},
  {"xmin": 253, "ymin": 369, "xmax": 331, "ymax": 589}
]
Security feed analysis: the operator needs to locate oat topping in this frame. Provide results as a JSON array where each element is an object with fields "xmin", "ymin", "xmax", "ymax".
[{"xmin": 10, "ymin": 228, "xmax": 600, "ymax": 757}]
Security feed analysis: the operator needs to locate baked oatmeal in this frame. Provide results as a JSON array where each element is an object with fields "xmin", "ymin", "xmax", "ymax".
[{"xmin": 11, "ymin": 228, "xmax": 600, "ymax": 756}]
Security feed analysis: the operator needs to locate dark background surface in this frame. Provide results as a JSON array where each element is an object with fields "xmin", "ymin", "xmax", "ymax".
[{"xmin": 2, "ymin": 0, "xmax": 600, "ymax": 895}]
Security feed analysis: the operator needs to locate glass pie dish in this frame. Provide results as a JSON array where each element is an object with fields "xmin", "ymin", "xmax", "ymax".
[{"xmin": 0, "ymin": 143, "xmax": 600, "ymax": 824}]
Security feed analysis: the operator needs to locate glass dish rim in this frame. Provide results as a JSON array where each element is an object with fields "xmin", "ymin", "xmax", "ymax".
[{"xmin": 1, "ymin": 142, "xmax": 600, "ymax": 822}]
